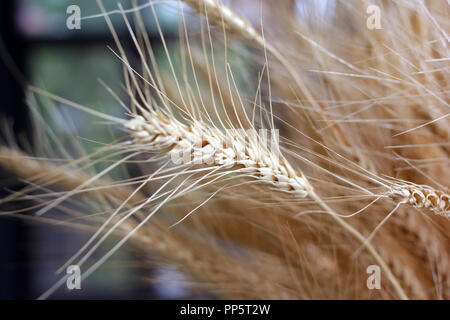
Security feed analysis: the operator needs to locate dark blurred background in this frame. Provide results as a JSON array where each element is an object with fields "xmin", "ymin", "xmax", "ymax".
[{"xmin": 0, "ymin": 0, "xmax": 189, "ymax": 300}]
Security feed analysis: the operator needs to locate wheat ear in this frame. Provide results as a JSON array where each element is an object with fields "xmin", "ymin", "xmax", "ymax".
[
  {"xmin": 389, "ymin": 184, "xmax": 449, "ymax": 218},
  {"xmin": 125, "ymin": 110, "xmax": 408, "ymax": 299},
  {"xmin": 125, "ymin": 113, "xmax": 312, "ymax": 197}
]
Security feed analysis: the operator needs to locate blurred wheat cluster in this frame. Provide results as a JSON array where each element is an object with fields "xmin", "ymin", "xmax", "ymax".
[{"xmin": 0, "ymin": 0, "xmax": 448, "ymax": 300}]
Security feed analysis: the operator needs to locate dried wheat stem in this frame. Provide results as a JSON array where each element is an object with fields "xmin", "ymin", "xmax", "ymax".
[
  {"xmin": 0, "ymin": 146, "xmax": 146, "ymax": 208},
  {"xmin": 0, "ymin": 147, "xmax": 85, "ymax": 188}
]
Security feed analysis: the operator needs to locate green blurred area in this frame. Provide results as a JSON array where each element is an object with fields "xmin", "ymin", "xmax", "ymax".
[
  {"xmin": 29, "ymin": 46, "xmax": 123, "ymax": 147},
  {"xmin": 20, "ymin": 1, "xmax": 178, "ymax": 183},
  {"xmin": 22, "ymin": 0, "xmax": 180, "ymax": 166},
  {"xmin": 18, "ymin": 0, "xmax": 179, "ymax": 37},
  {"xmin": 18, "ymin": 2, "xmax": 182, "ymax": 295}
]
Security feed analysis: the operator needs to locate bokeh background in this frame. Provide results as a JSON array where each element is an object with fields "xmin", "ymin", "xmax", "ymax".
[{"xmin": 0, "ymin": 0, "xmax": 188, "ymax": 299}]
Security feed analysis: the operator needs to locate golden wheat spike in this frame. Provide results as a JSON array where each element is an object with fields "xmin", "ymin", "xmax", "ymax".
[
  {"xmin": 389, "ymin": 184, "xmax": 450, "ymax": 218},
  {"xmin": 125, "ymin": 113, "xmax": 312, "ymax": 197}
]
